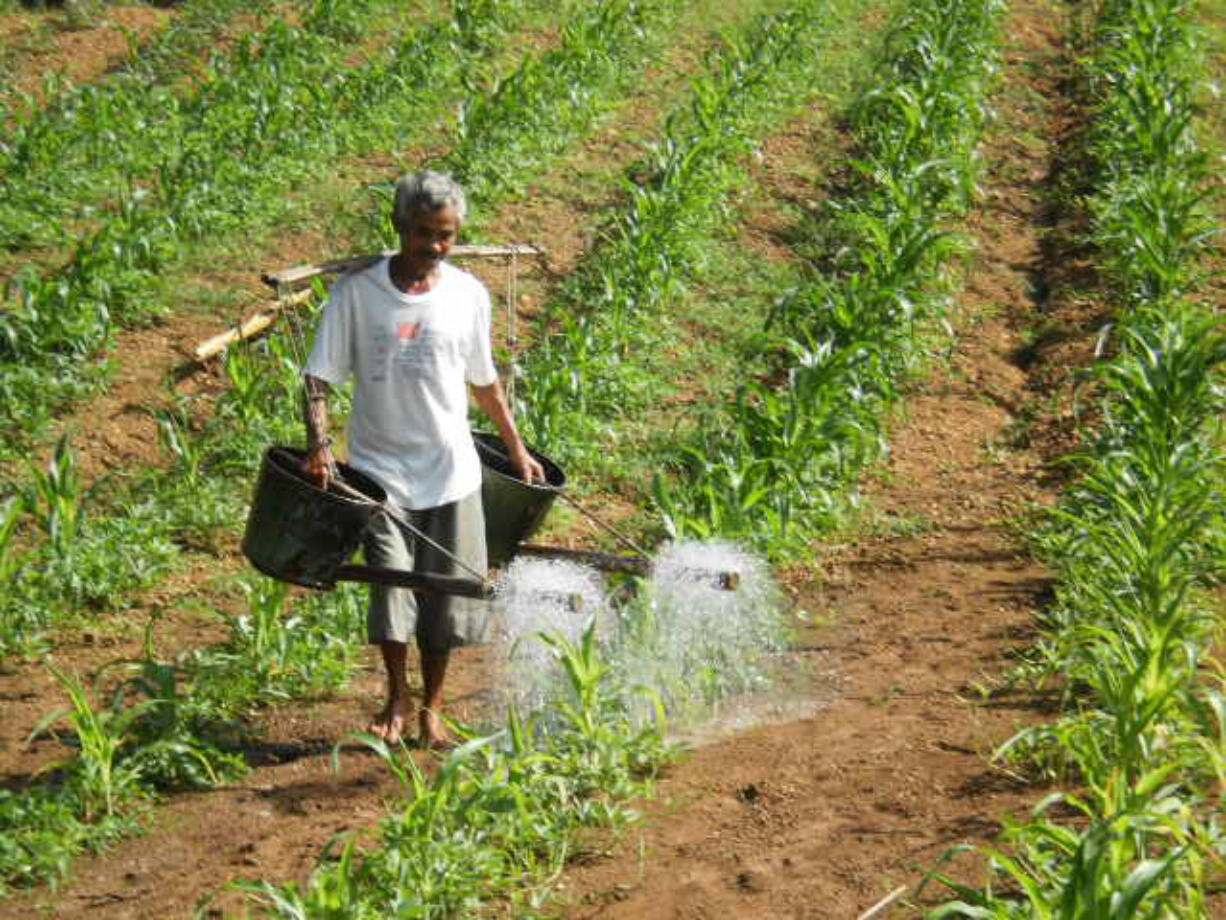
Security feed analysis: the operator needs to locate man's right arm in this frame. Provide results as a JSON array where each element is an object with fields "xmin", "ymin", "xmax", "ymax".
[{"xmin": 303, "ymin": 374, "xmax": 335, "ymax": 488}]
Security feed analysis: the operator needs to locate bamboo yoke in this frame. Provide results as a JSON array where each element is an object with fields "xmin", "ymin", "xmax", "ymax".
[{"xmin": 194, "ymin": 243, "xmax": 543, "ymax": 408}]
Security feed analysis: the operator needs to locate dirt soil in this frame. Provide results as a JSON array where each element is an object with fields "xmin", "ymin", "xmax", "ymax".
[
  {"xmin": 0, "ymin": 6, "xmax": 170, "ymax": 104},
  {"xmin": 0, "ymin": 1, "xmax": 1101, "ymax": 917},
  {"xmin": 2, "ymin": 642, "xmax": 501, "ymax": 920}
]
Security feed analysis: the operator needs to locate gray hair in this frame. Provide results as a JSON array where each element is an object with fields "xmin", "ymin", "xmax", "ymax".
[{"xmin": 391, "ymin": 170, "xmax": 467, "ymax": 230}]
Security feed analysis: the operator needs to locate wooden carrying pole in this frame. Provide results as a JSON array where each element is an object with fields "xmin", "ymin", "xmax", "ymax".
[
  {"xmin": 261, "ymin": 244, "xmax": 542, "ymax": 291},
  {"xmin": 194, "ymin": 289, "xmax": 313, "ymax": 362},
  {"xmin": 194, "ymin": 244, "xmax": 542, "ymax": 363}
]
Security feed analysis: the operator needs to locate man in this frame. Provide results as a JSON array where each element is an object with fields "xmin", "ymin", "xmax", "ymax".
[{"xmin": 302, "ymin": 170, "xmax": 543, "ymax": 749}]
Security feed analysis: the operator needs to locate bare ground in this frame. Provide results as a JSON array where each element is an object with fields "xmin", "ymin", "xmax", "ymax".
[{"xmin": 0, "ymin": 5, "xmax": 169, "ymax": 104}]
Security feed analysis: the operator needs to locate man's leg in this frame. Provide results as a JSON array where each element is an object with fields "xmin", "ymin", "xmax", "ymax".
[
  {"xmin": 364, "ymin": 509, "xmax": 418, "ymax": 744},
  {"xmin": 419, "ymin": 649, "xmax": 452, "ymax": 749},
  {"xmin": 374, "ymin": 640, "xmax": 411, "ymax": 744},
  {"xmin": 413, "ymin": 490, "xmax": 488, "ymax": 750}
]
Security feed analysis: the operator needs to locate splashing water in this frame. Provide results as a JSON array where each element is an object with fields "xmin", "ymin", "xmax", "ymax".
[
  {"xmin": 612, "ymin": 540, "xmax": 787, "ymax": 728},
  {"xmin": 490, "ymin": 557, "xmax": 610, "ymax": 716},
  {"xmin": 489, "ymin": 540, "xmax": 796, "ymax": 736}
]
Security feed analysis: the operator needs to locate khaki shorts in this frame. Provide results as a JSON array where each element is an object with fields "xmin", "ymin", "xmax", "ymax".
[{"xmin": 362, "ymin": 489, "xmax": 489, "ymax": 652}]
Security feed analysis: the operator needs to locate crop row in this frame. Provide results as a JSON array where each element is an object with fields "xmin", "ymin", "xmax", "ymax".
[
  {"xmin": 514, "ymin": 0, "xmax": 869, "ymax": 467},
  {"xmin": 441, "ymin": 0, "xmax": 685, "ymax": 211},
  {"xmin": 0, "ymin": 0, "xmax": 540, "ymax": 451},
  {"xmin": 933, "ymin": 0, "xmax": 1226, "ymax": 914},
  {"xmin": 652, "ymin": 0, "xmax": 1001, "ymax": 554}
]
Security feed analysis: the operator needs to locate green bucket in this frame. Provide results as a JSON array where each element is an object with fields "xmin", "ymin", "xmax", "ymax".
[
  {"xmin": 241, "ymin": 446, "xmax": 386, "ymax": 589},
  {"xmin": 473, "ymin": 432, "xmax": 566, "ymax": 567}
]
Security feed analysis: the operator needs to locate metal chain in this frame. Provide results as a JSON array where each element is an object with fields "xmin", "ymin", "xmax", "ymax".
[
  {"xmin": 505, "ymin": 252, "xmax": 517, "ymax": 405},
  {"xmin": 279, "ymin": 281, "xmax": 311, "ymax": 370}
]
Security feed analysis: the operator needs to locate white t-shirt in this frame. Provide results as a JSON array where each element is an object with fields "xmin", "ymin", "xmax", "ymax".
[{"xmin": 304, "ymin": 258, "xmax": 499, "ymax": 510}]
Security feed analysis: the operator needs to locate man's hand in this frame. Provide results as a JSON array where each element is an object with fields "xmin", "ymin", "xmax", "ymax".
[
  {"xmin": 303, "ymin": 443, "xmax": 336, "ymax": 490},
  {"xmin": 509, "ymin": 444, "xmax": 546, "ymax": 485},
  {"xmin": 303, "ymin": 374, "xmax": 335, "ymax": 490},
  {"xmin": 471, "ymin": 380, "xmax": 546, "ymax": 485}
]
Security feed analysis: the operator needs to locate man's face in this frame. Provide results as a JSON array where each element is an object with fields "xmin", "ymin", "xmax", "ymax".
[{"xmin": 399, "ymin": 206, "xmax": 460, "ymax": 277}]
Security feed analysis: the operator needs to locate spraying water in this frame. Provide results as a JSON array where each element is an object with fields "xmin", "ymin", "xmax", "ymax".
[
  {"xmin": 490, "ymin": 556, "xmax": 610, "ymax": 716},
  {"xmin": 490, "ymin": 540, "xmax": 806, "ymax": 738},
  {"xmin": 612, "ymin": 540, "xmax": 787, "ymax": 728}
]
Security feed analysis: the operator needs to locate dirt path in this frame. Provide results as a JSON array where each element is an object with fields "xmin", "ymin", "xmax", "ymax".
[{"xmin": 554, "ymin": 4, "xmax": 1074, "ymax": 917}]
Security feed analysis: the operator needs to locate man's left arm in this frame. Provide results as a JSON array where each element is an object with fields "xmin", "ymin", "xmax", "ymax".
[{"xmin": 472, "ymin": 381, "xmax": 545, "ymax": 484}]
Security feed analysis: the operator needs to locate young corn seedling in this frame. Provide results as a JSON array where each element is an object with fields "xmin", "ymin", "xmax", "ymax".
[
  {"xmin": 21, "ymin": 435, "xmax": 83, "ymax": 557},
  {"xmin": 32, "ymin": 664, "xmax": 145, "ymax": 824},
  {"xmin": 0, "ymin": 495, "xmax": 26, "ymax": 586}
]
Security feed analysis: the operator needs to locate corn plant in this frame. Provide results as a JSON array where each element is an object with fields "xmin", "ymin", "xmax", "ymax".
[
  {"xmin": 21, "ymin": 435, "xmax": 83, "ymax": 556},
  {"xmin": 190, "ymin": 578, "xmax": 364, "ymax": 712},
  {"xmin": 0, "ymin": 575, "xmax": 364, "ymax": 891},
  {"xmin": 930, "ymin": 785, "xmax": 1216, "ymax": 918},
  {"xmin": 651, "ymin": 0, "xmax": 999, "ymax": 551},
  {"xmin": 0, "ymin": 451, "xmax": 182, "ymax": 655},
  {"xmin": 32, "ymin": 665, "xmax": 146, "ymax": 823},
  {"xmin": 108, "ymin": 631, "xmax": 248, "ymax": 791},
  {"xmin": 0, "ymin": 496, "xmax": 26, "ymax": 586},
  {"xmin": 443, "ymin": 0, "xmax": 682, "ymax": 209},
  {"xmin": 932, "ymin": 0, "xmax": 1225, "ymax": 912},
  {"xmin": 0, "ymin": 641, "xmax": 250, "ymax": 893},
  {"xmin": 152, "ymin": 406, "xmax": 208, "ymax": 491},
  {"xmin": 1085, "ymin": 0, "xmax": 1213, "ymax": 308}
]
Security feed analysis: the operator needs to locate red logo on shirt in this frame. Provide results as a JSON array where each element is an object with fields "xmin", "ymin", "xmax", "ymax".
[{"xmin": 398, "ymin": 322, "xmax": 422, "ymax": 341}]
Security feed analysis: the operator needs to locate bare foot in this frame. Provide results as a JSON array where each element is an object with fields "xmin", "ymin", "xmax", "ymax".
[
  {"xmin": 368, "ymin": 700, "xmax": 410, "ymax": 745},
  {"xmin": 419, "ymin": 708, "xmax": 455, "ymax": 751}
]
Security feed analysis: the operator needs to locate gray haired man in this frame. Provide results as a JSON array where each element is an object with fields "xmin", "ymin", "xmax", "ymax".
[{"xmin": 303, "ymin": 170, "xmax": 543, "ymax": 748}]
